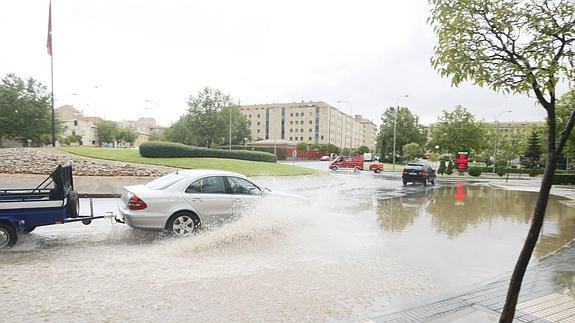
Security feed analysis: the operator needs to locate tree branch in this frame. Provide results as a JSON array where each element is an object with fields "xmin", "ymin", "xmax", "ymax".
[{"xmin": 556, "ymin": 105, "xmax": 575, "ymax": 154}]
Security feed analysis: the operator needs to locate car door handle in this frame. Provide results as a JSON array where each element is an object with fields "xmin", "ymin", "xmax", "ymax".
[{"xmin": 189, "ymin": 198, "xmax": 203, "ymax": 202}]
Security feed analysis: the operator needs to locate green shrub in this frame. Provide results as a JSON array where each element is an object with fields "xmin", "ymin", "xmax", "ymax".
[
  {"xmin": 446, "ymin": 160, "xmax": 453, "ymax": 175},
  {"xmin": 139, "ymin": 141, "xmax": 277, "ymax": 163},
  {"xmin": 496, "ymin": 166, "xmax": 506, "ymax": 177},
  {"xmin": 552, "ymin": 174, "xmax": 575, "ymax": 185},
  {"xmin": 438, "ymin": 160, "xmax": 446, "ymax": 175},
  {"xmin": 529, "ymin": 168, "xmax": 539, "ymax": 177},
  {"xmin": 468, "ymin": 166, "xmax": 482, "ymax": 177}
]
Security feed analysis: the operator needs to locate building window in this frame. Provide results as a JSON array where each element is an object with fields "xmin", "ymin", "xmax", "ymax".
[
  {"xmin": 295, "ymin": 113, "xmax": 299, "ymax": 117},
  {"xmin": 248, "ymin": 115, "xmax": 252, "ymax": 118},
  {"xmin": 290, "ymin": 121, "xmax": 293, "ymax": 125},
  {"xmin": 72, "ymin": 131, "xmax": 76, "ymax": 136},
  {"xmin": 295, "ymin": 129, "xmax": 298, "ymax": 132},
  {"xmin": 290, "ymin": 113, "xmax": 293, "ymax": 117},
  {"xmin": 308, "ymin": 137, "xmax": 312, "ymax": 140},
  {"xmin": 321, "ymin": 135, "xmax": 324, "ymax": 140},
  {"xmin": 300, "ymin": 129, "xmax": 303, "ymax": 132},
  {"xmin": 257, "ymin": 129, "xmax": 260, "ymax": 133},
  {"xmin": 290, "ymin": 129, "xmax": 293, "ymax": 132},
  {"xmin": 309, "ymin": 129, "xmax": 312, "ymax": 132},
  {"xmin": 73, "ymin": 120, "xmax": 78, "ymax": 126},
  {"xmin": 257, "ymin": 122, "xmax": 260, "ymax": 126},
  {"xmin": 257, "ymin": 114, "xmax": 260, "ymax": 118},
  {"xmin": 309, "ymin": 121, "xmax": 312, "ymax": 124},
  {"xmin": 289, "ymin": 137, "xmax": 293, "ymax": 140},
  {"xmin": 300, "ymin": 137, "xmax": 304, "ymax": 140}
]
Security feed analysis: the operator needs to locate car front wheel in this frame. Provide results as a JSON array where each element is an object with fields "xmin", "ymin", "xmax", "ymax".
[{"xmin": 166, "ymin": 212, "xmax": 200, "ymax": 237}]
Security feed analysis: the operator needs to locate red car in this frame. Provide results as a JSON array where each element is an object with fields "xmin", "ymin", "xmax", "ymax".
[{"xmin": 329, "ymin": 156, "xmax": 384, "ymax": 173}]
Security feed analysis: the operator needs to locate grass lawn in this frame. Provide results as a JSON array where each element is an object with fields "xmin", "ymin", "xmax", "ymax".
[{"xmin": 59, "ymin": 147, "xmax": 315, "ymax": 176}]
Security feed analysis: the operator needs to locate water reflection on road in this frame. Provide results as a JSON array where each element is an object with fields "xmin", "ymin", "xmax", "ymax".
[
  {"xmin": 376, "ymin": 183, "xmax": 575, "ymax": 260},
  {"xmin": 2, "ymin": 173, "xmax": 575, "ymax": 322}
]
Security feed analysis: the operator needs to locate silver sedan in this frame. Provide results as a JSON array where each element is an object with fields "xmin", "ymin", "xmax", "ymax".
[{"xmin": 118, "ymin": 169, "xmax": 300, "ymax": 237}]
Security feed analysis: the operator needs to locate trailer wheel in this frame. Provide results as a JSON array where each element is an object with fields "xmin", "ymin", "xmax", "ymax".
[
  {"xmin": 67, "ymin": 190, "xmax": 80, "ymax": 218},
  {"xmin": 374, "ymin": 168, "xmax": 382, "ymax": 173},
  {"xmin": 330, "ymin": 166, "xmax": 338, "ymax": 172},
  {"xmin": 0, "ymin": 222, "xmax": 17, "ymax": 248}
]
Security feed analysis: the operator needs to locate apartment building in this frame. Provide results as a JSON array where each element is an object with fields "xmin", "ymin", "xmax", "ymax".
[
  {"xmin": 485, "ymin": 121, "xmax": 544, "ymax": 141},
  {"xmin": 56, "ymin": 105, "xmax": 160, "ymax": 146},
  {"xmin": 239, "ymin": 101, "xmax": 377, "ymax": 151},
  {"xmin": 424, "ymin": 120, "xmax": 544, "ymax": 143},
  {"xmin": 57, "ymin": 105, "xmax": 99, "ymax": 145}
]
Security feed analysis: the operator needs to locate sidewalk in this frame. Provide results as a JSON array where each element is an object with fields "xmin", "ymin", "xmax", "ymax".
[{"xmin": 371, "ymin": 241, "xmax": 575, "ymax": 322}]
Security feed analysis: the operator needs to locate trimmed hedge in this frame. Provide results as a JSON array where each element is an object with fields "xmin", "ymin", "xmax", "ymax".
[
  {"xmin": 553, "ymin": 174, "xmax": 575, "ymax": 185},
  {"xmin": 468, "ymin": 166, "xmax": 482, "ymax": 177},
  {"xmin": 139, "ymin": 141, "xmax": 277, "ymax": 163}
]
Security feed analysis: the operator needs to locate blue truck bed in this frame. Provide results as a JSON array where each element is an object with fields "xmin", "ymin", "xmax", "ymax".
[{"xmin": 0, "ymin": 163, "xmax": 107, "ymax": 248}]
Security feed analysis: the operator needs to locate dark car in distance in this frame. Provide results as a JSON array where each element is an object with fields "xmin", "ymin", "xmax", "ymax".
[{"xmin": 402, "ymin": 163, "xmax": 436, "ymax": 186}]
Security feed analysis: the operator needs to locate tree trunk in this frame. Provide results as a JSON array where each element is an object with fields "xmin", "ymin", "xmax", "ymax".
[{"xmin": 499, "ymin": 130, "xmax": 558, "ymax": 322}]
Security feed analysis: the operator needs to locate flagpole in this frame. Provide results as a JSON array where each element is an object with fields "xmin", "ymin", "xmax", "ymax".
[
  {"xmin": 50, "ymin": 50, "xmax": 55, "ymax": 147},
  {"xmin": 48, "ymin": 0, "xmax": 55, "ymax": 147}
]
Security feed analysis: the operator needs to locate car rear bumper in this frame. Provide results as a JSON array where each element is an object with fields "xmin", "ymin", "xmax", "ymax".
[
  {"xmin": 402, "ymin": 175, "xmax": 428, "ymax": 183},
  {"xmin": 118, "ymin": 206, "xmax": 166, "ymax": 231}
]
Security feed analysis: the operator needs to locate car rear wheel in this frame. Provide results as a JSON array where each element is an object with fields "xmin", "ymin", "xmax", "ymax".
[
  {"xmin": 0, "ymin": 222, "xmax": 17, "ymax": 248},
  {"xmin": 431, "ymin": 178, "xmax": 435, "ymax": 186},
  {"xmin": 166, "ymin": 212, "xmax": 200, "ymax": 237},
  {"xmin": 423, "ymin": 178, "xmax": 428, "ymax": 186},
  {"xmin": 374, "ymin": 168, "xmax": 381, "ymax": 173},
  {"xmin": 330, "ymin": 166, "xmax": 338, "ymax": 172},
  {"xmin": 353, "ymin": 167, "xmax": 361, "ymax": 173},
  {"xmin": 402, "ymin": 180, "xmax": 407, "ymax": 185}
]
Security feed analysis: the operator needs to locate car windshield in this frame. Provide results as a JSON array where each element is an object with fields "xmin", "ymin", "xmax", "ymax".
[{"xmin": 145, "ymin": 172, "xmax": 185, "ymax": 190}]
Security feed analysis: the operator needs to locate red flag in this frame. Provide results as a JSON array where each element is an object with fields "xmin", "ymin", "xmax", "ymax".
[{"xmin": 47, "ymin": 1, "xmax": 52, "ymax": 56}]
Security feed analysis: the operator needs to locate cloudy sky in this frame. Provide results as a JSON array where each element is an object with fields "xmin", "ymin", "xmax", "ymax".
[{"xmin": 0, "ymin": 0, "xmax": 552, "ymax": 126}]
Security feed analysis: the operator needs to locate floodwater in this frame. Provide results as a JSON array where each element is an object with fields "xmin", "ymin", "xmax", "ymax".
[{"xmin": 2, "ymin": 174, "xmax": 575, "ymax": 322}]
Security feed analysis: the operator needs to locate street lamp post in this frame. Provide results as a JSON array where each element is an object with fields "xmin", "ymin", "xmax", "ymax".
[
  {"xmin": 337, "ymin": 101, "xmax": 353, "ymax": 150},
  {"xmin": 493, "ymin": 110, "xmax": 512, "ymax": 174},
  {"xmin": 393, "ymin": 95, "xmax": 409, "ymax": 171}
]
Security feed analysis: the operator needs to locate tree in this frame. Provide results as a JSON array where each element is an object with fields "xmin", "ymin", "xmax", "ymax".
[
  {"xmin": 219, "ymin": 105, "xmax": 251, "ymax": 146},
  {"xmin": 118, "ymin": 128, "xmax": 138, "ymax": 147},
  {"xmin": 356, "ymin": 145, "xmax": 370, "ymax": 155},
  {"xmin": 0, "ymin": 73, "xmax": 61, "ymax": 146},
  {"xmin": 296, "ymin": 142, "xmax": 308, "ymax": 151},
  {"xmin": 555, "ymin": 90, "xmax": 575, "ymax": 158},
  {"xmin": 523, "ymin": 131, "xmax": 543, "ymax": 168},
  {"xmin": 376, "ymin": 106, "xmax": 426, "ymax": 159},
  {"xmin": 430, "ymin": 105, "xmax": 488, "ymax": 155},
  {"xmin": 429, "ymin": 1, "xmax": 575, "ymax": 320},
  {"xmin": 96, "ymin": 120, "xmax": 120, "ymax": 145},
  {"xmin": 148, "ymin": 131, "xmax": 164, "ymax": 142},
  {"xmin": 164, "ymin": 115, "xmax": 196, "ymax": 145},
  {"xmin": 187, "ymin": 87, "xmax": 250, "ymax": 147},
  {"xmin": 402, "ymin": 142, "xmax": 422, "ymax": 161}
]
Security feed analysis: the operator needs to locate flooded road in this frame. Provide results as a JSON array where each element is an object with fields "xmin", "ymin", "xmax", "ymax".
[{"xmin": 2, "ymin": 174, "xmax": 575, "ymax": 322}]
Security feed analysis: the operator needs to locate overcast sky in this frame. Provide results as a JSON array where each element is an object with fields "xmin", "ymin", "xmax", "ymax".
[{"xmin": 0, "ymin": 0, "xmax": 553, "ymax": 127}]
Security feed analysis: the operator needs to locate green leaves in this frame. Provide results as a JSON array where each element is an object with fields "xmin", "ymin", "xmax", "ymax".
[
  {"xmin": 429, "ymin": 0, "xmax": 575, "ymax": 104},
  {"xmin": 165, "ymin": 87, "xmax": 250, "ymax": 148},
  {"xmin": 430, "ymin": 105, "xmax": 488, "ymax": 154},
  {"xmin": 376, "ymin": 106, "xmax": 426, "ymax": 157},
  {"xmin": 0, "ymin": 73, "xmax": 55, "ymax": 146}
]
